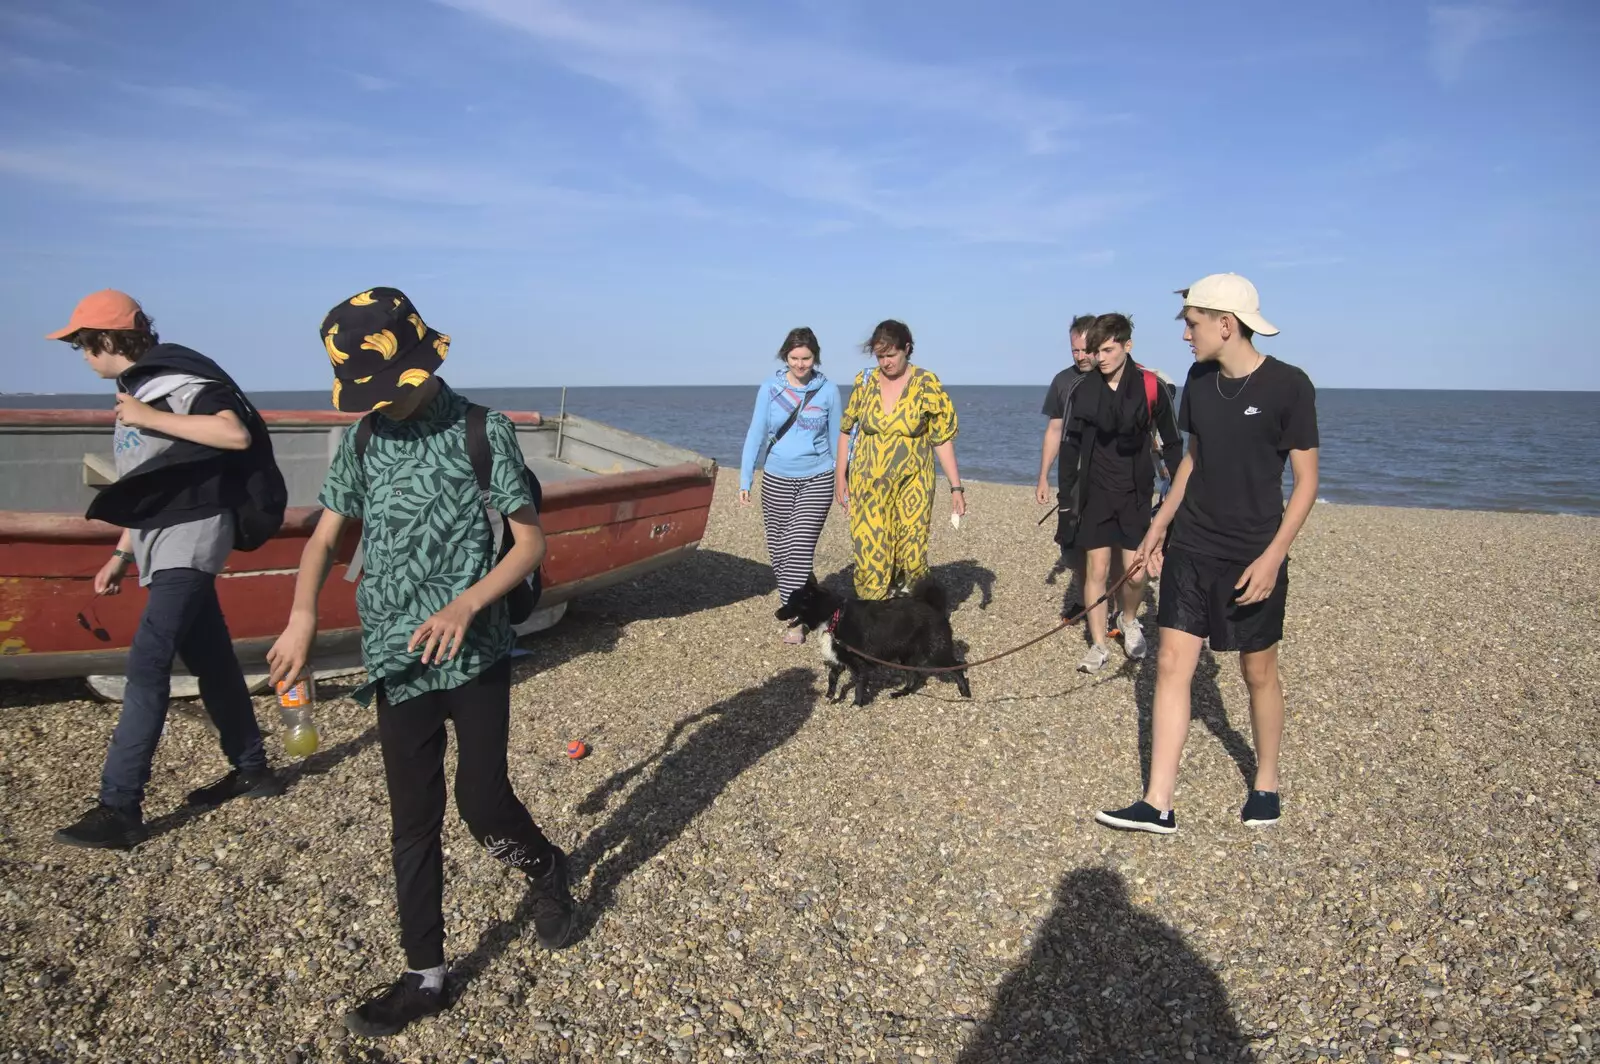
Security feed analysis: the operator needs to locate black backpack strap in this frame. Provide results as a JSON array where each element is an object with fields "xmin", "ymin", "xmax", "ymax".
[
  {"xmin": 354, "ymin": 413, "xmax": 374, "ymax": 458},
  {"xmin": 465, "ymin": 404, "xmax": 493, "ymax": 504},
  {"xmin": 354, "ymin": 413, "xmax": 375, "ymax": 480},
  {"xmin": 769, "ymin": 386, "xmax": 812, "ymax": 446},
  {"xmin": 342, "ymin": 413, "xmax": 376, "ymax": 584}
]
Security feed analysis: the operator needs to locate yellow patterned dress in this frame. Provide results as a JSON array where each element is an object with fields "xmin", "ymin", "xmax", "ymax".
[{"xmin": 840, "ymin": 367, "xmax": 959, "ymax": 599}]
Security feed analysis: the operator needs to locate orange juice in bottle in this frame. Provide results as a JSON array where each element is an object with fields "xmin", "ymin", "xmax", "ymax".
[{"xmin": 276, "ymin": 675, "xmax": 321, "ymax": 758}]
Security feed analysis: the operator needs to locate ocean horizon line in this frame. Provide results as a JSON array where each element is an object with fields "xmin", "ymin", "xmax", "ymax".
[{"xmin": 5, "ymin": 385, "xmax": 1597, "ymax": 398}]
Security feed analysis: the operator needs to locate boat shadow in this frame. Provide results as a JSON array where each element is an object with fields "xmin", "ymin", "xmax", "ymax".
[
  {"xmin": 0, "ymin": 678, "xmax": 95, "ymax": 713},
  {"xmin": 956, "ymin": 866, "xmax": 1247, "ymax": 1062},
  {"xmin": 580, "ymin": 548, "xmax": 777, "ymax": 624},
  {"xmin": 448, "ymin": 667, "xmax": 820, "ymax": 992}
]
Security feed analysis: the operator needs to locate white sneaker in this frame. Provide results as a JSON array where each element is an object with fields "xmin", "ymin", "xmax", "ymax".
[
  {"xmin": 1078, "ymin": 643, "xmax": 1111, "ymax": 674},
  {"xmin": 1119, "ymin": 612, "xmax": 1146, "ymax": 660}
]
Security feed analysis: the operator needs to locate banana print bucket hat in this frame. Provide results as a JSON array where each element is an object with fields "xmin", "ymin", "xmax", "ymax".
[{"xmin": 319, "ymin": 287, "xmax": 450, "ymax": 413}]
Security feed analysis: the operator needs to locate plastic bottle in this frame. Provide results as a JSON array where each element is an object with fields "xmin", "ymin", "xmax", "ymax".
[{"xmin": 276, "ymin": 675, "xmax": 321, "ymax": 758}]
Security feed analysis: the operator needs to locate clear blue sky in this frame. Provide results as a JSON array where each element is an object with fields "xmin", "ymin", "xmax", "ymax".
[{"xmin": 2, "ymin": 0, "xmax": 1596, "ymax": 394}]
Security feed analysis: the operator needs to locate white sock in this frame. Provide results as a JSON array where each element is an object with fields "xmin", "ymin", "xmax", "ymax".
[{"xmin": 407, "ymin": 964, "xmax": 445, "ymax": 992}]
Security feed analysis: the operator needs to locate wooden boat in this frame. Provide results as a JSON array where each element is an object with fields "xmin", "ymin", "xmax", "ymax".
[{"xmin": 0, "ymin": 407, "xmax": 717, "ymax": 687}]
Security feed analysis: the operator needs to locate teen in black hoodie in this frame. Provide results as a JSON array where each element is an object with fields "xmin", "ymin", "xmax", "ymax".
[
  {"xmin": 46, "ymin": 290, "xmax": 285, "ymax": 851},
  {"xmin": 1056, "ymin": 313, "xmax": 1182, "ymax": 674}
]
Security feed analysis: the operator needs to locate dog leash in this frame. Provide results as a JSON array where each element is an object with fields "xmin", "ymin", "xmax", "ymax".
[{"xmin": 826, "ymin": 562, "xmax": 1146, "ymax": 674}]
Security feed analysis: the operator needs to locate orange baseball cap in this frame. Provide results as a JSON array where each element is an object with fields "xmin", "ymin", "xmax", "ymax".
[{"xmin": 46, "ymin": 289, "xmax": 146, "ymax": 341}]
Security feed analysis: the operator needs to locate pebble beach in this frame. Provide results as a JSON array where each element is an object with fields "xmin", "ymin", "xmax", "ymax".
[{"xmin": 1, "ymin": 470, "xmax": 1596, "ymax": 1063}]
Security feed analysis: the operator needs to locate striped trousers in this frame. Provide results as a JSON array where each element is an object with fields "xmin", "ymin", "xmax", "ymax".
[{"xmin": 759, "ymin": 470, "xmax": 835, "ymax": 606}]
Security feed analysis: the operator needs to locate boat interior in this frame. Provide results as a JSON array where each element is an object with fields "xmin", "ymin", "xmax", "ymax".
[{"xmin": 0, "ymin": 413, "xmax": 716, "ymax": 514}]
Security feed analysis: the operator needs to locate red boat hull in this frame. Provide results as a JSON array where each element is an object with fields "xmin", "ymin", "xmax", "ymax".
[{"xmin": 0, "ymin": 409, "xmax": 715, "ymax": 680}]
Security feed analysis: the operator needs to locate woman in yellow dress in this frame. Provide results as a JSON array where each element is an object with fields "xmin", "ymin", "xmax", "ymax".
[{"xmin": 834, "ymin": 320, "xmax": 966, "ymax": 600}]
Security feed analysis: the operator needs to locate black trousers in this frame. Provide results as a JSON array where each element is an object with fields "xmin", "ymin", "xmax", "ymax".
[{"xmin": 376, "ymin": 657, "xmax": 554, "ymax": 969}]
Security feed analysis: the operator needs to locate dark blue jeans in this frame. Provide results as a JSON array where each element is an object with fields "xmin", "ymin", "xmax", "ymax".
[{"xmin": 99, "ymin": 567, "xmax": 268, "ymax": 813}]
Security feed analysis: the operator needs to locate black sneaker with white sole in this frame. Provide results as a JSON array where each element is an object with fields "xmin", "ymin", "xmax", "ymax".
[
  {"xmin": 526, "ymin": 847, "xmax": 576, "ymax": 949},
  {"xmin": 343, "ymin": 972, "xmax": 445, "ymax": 1037},
  {"xmin": 1094, "ymin": 801, "xmax": 1177, "ymax": 835},
  {"xmin": 53, "ymin": 803, "xmax": 149, "ymax": 850},
  {"xmin": 1241, "ymin": 790, "xmax": 1280, "ymax": 826}
]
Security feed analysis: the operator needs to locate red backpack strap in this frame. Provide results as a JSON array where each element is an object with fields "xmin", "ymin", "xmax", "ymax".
[{"xmin": 1138, "ymin": 364, "xmax": 1157, "ymax": 421}]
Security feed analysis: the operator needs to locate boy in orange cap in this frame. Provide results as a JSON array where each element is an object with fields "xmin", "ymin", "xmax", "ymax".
[{"xmin": 48, "ymin": 290, "xmax": 285, "ymax": 851}]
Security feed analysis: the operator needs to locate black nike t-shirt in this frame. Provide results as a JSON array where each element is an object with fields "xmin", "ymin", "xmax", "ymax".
[{"xmin": 1169, "ymin": 356, "xmax": 1318, "ymax": 563}]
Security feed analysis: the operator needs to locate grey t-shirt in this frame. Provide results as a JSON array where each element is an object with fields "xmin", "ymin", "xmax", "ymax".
[
  {"xmin": 113, "ymin": 373, "xmax": 235, "ymax": 586},
  {"xmin": 1041, "ymin": 366, "xmax": 1087, "ymax": 435}
]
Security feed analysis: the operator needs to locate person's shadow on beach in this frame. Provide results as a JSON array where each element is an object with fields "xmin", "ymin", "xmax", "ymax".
[
  {"xmin": 816, "ymin": 561, "xmax": 995, "ymax": 612},
  {"xmin": 145, "ymin": 710, "xmax": 382, "ymax": 842},
  {"xmin": 958, "ymin": 867, "xmax": 1247, "ymax": 1063},
  {"xmin": 930, "ymin": 559, "xmax": 996, "ymax": 611},
  {"xmin": 449, "ymin": 668, "xmax": 819, "ymax": 989},
  {"xmin": 582, "ymin": 548, "xmax": 777, "ymax": 623},
  {"xmin": 1134, "ymin": 630, "xmax": 1256, "ymax": 791}
]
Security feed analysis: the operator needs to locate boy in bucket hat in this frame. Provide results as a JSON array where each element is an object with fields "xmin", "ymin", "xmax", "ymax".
[
  {"xmin": 1096, "ymin": 274, "xmax": 1320, "ymax": 836},
  {"xmin": 266, "ymin": 288, "xmax": 572, "ymax": 1037},
  {"xmin": 48, "ymin": 290, "xmax": 286, "ymax": 851}
]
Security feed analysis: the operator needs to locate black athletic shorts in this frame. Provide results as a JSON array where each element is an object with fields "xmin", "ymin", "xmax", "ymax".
[
  {"xmin": 1071, "ymin": 492, "xmax": 1149, "ymax": 552},
  {"xmin": 1155, "ymin": 545, "xmax": 1288, "ymax": 653}
]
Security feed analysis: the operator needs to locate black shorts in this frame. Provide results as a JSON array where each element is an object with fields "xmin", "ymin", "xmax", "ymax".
[
  {"xmin": 1155, "ymin": 545, "xmax": 1288, "ymax": 653},
  {"xmin": 1072, "ymin": 491, "xmax": 1149, "ymax": 552}
]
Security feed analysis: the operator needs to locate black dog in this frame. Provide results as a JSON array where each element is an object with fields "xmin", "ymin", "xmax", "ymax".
[{"xmin": 775, "ymin": 576, "xmax": 972, "ymax": 705}]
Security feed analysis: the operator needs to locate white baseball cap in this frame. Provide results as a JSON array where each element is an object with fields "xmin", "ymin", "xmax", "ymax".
[{"xmin": 1177, "ymin": 273, "xmax": 1279, "ymax": 336}]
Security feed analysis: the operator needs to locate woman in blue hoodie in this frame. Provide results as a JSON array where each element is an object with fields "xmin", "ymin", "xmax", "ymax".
[{"xmin": 739, "ymin": 327, "xmax": 843, "ymax": 643}]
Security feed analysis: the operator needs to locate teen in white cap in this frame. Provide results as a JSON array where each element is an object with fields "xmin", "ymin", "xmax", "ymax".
[{"xmin": 1096, "ymin": 273, "xmax": 1319, "ymax": 834}]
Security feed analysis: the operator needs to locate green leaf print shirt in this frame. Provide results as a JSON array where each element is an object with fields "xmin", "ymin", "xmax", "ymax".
[{"xmin": 318, "ymin": 381, "xmax": 534, "ymax": 706}]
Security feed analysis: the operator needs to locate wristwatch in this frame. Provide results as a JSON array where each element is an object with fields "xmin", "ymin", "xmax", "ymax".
[
  {"xmin": 112, "ymin": 549, "xmax": 135, "ymax": 562},
  {"xmin": 950, "ymin": 485, "xmax": 965, "ymax": 493}
]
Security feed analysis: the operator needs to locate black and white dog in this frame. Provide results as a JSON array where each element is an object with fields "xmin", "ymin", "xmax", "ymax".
[{"xmin": 775, "ymin": 576, "xmax": 972, "ymax": 705}]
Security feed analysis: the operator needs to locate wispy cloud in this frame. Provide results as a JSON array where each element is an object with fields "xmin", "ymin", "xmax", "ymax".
[
  {"xmin": 0, "ymin": 137, "xmax": 732, "ymax": 248},
  {"xmin": 1258, "ymin": 253, "xmax": 1346, "ymax": 270},
  {"xmin": 0, "ymin": 49, "xmax": 79, "ymax": 78},
  {"xmin": 117, "ymin": 83, "xmax": 253, "ymax": 116},
  {"xmin": 440, "ymin": 0, "xmax": 1077, "ymax": 143},
  {"xmin": 0, "ymin": 7, "xmax": 79, "ymax": 41},
  {"xmin": 431, "ymin": 0, "xmax": 1141, "ymax": 244},
  {"xmin": 349, "ymin": 72, "xmax": 393, "ymax": 92},
  {"xmin": 1427, "ymin": 2, "xmax": 1518, "ymax": 85},
  {"xmin": 1337, "ymin": 135, "xmax": 1431, "ymax": 181}
]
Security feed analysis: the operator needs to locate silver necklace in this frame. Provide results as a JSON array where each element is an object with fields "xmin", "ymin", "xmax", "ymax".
[{"xmin": 1215, "ymin": 356, "xmax": 1265, "ymax": 400}]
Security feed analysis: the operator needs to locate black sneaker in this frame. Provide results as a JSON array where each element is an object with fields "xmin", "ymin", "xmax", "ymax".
[
  {"xmin": 1094, "ymin": 801, "xmax": 1177, "ymax": 835},
  {"xmin": 185, "ymin": 767, "xmax": 285, "ymax": 808},
  {"xmin": 1241, "ymin": 790, "xmax": 1281, "ymax": 827},
  {"xmin": 53, "ymin": 803, "xmax": 149, "ymax": 850},
  {"xmin": 343, "ymin": 972, "xmax": 444, "ymax": 1037},
  {"xmin": 526, "ymin": 847, "xmax": 576, "ymax": 949}
]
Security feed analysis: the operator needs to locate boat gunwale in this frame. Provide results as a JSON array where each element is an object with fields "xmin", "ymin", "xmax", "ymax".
[
  {"xmin": 0, "ymin": 409, "xmax": 548, "ymax": 428},
  {"xmin": 0, "ymin": 461, "xmax": 715, "ymax": 543}
]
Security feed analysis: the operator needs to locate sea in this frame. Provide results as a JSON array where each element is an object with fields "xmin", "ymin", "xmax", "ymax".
[{"xmin": 4, "ymin": 386, "xmax": 1596, "ymax": 516}]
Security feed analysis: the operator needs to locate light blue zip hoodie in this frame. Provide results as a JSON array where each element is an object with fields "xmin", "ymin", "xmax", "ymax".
[{"xmin": 739, "ymin": 368, "xmax": 842, "ymax": 491}]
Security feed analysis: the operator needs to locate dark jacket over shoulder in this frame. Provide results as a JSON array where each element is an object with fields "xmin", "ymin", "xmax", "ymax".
[
  {"xmin": 1057, "ymin": 366, "xmax": 1184, "ymax": 522},
  {"xmin": 86, "ymin": 344, "xmax": 262, "ymax": 532}
]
